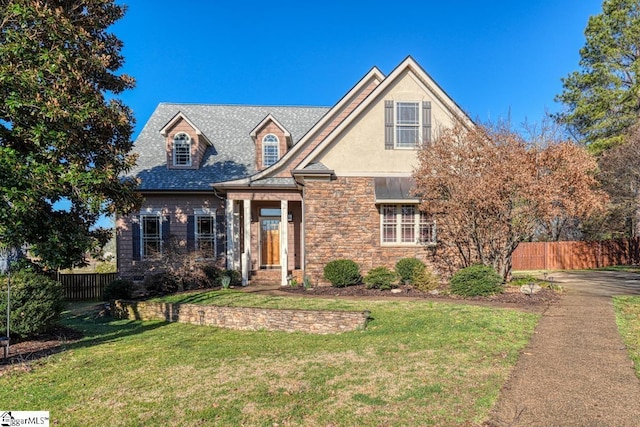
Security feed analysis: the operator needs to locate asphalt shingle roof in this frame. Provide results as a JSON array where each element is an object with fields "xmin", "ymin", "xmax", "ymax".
[{"xmin": 128, "ymin": 103, "xmax": 329, "ymax": 191}]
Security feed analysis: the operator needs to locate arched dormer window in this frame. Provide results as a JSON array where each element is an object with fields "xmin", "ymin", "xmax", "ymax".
[
  {"xmin": 262, "ymin": 134, "xmax": 279, "ymax": 167},
  {"xmin": 173, "ymin": 132, "xmax": 191, "ymax": 166}
]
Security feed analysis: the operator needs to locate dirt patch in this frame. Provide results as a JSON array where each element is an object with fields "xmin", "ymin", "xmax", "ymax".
[{"xmin": 280, "ymin": 283, "xmax": 560, "ymax": 311}]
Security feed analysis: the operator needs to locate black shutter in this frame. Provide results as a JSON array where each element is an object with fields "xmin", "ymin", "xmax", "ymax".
[
  {"xmin": 187, "ymin": 215, "xmax": 195, "ymax": 252},
  {"xmin": 162, "ymin": 215, "xmax": 170, "ymax": 249},
  {"xmin": 422, "ymin": 101, "xmax": 432, "ymax": 146},
  {"xmin": 216, "ymin": 211, "xmax": 226, "ymax": 259},
  {"xmin": 132, "ymin": 216, "xmax": 141, "ymax": 261},
  {"xmin": 385, "ymin": 100, "xmax": 394, "ymax": 149}
]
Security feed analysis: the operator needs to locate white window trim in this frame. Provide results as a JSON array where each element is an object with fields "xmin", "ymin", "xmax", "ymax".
[
  {"xmin": 380, "ymin": 204, "xmax": 436, "ymax": 247},
  {"xmin": 194, "ymin": 212, "xmax": 216, "ymax": 259},
  {"xmin": 395, "ymin": 101, "xmax": 421, "ymax": 150},
  {"xmin": 173, "ymin": 132, "xmax": 192, "ymax": 167},
  {"xmin": 262, "ymin": 134, "xmax": 280, "ymax": 167},
  {"xmin": 140, "ymin": 212, "xmax": 163, "ymax": 258}
]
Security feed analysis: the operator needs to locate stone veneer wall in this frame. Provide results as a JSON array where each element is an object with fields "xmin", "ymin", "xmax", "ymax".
[
  {"xmin": 111, "ymin": 300, "xmax": 370, "ymax": 334},
  {"xmin": 304, "ymin": 176, "xmax": 440, "ymax": 286}
]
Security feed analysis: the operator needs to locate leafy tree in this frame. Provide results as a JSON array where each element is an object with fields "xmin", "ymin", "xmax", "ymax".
[
  {"xmin": 0, "ymin": 1, "xmax": 141, "ymax": 269},
  {"xmin": 414, "ymin": 121, "xmax": 606, "ymax": 280},
  {"xmin": 555, "ymin": 0, "xmax": 640, "ymax": 155}
]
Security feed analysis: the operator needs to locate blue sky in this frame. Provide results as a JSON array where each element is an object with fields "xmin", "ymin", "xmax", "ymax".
[{"xmin": 112, "ymin": 0, "xmax": 603, "ymax": 139}]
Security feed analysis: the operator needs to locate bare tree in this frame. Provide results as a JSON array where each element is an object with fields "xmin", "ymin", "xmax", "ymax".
[
  {"xmin": 414, "ymin": 121, "xmax": 606, "ymax": 280},
  {"xmin": 596, "ymin": 125, "xmax": 640, "ymax": 238}
]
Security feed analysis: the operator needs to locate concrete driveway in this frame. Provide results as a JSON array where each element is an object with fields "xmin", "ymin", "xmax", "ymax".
[{"xmin": 550, "ymin": 269, "xmax": 640, "ymax": 297}]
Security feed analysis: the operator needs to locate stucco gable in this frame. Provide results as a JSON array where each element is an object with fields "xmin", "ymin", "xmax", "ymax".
[{"xmin": 294, "ymin": 56, "xmax": 474, "ymax": 175}]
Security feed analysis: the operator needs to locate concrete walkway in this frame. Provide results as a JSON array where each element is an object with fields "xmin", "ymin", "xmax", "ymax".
[{"xmin": 487, "ymin": 271, "xmax": 640, "ymax": 426}]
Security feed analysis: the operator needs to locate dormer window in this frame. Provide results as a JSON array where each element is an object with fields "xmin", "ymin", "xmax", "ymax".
[
  {"xmin": 173, "ymin": 132, "xmax": 192, "ymax": 166},
  {"xmin": 263, "ymin": 134, "xmax": 279, "ymax": 167}
]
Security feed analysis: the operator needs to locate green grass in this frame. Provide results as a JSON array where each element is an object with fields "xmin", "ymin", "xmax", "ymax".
[
  {"xmin": 598, "ymin": 265, "xmax": 640, "ymax": 273},
  {"xmin": 613, "ymin": 296, "xmax": 640, "ymax": 377},
  {"xmin": 0, "ymin": 294, "xmax": 539, "ymax": 426}
]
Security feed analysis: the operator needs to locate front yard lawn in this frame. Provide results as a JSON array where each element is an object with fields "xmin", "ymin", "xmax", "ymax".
[
  {"xmin": 0, "ymin": 294, "xmax": 538, "ymax": 426},
  {"xmin": 614, "ymin": 296, "xmax": 640, "ymax": 377}
]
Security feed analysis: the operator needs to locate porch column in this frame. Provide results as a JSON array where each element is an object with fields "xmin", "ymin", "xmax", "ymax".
[
  {"xmin": 280, "ymin": 200, "xmax": 288, "ymax": 286},
  {"xmin": 225, "ymin": 200, "xmax": 235, "ymax": 271},
  {"xmin": 242, "ymin": 199, "xmax": 251, "ymax": 286}
]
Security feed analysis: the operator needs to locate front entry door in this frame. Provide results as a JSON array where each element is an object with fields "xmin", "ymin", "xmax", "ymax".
[{"xmin": 260, "ymin": 218, "xmax": 280, "ymax": 267}]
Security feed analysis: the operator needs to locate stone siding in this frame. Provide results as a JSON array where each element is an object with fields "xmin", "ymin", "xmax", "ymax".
[
  {"xmin": 111, "ymin": 300, "xmax": 370, "ymax": 334},
  {"xmin": 304, "ymin": 176, "xmax": 439, "ymax": 286}
]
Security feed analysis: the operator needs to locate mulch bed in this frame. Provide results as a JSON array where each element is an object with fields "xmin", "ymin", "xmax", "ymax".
[
  {"xmin": 0, "ymin": 325, "xmax": 83, "ymax": 374},
  {"xmin": 280, "ymin": 283, "xmax": 561, "ymax": 308}
]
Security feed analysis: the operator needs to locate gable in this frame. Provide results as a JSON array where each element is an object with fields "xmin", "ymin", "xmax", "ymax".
[{"xmin": 312, "ymin": 67, "xmax": 465, "ymax": 175}]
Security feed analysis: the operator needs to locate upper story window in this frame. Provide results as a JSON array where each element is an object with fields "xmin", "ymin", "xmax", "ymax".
[
  {"xmin": 396, "ymin": 102, "xmax": 420, "ymax": 148},
  {"xmin": 381, "ymin": 204, "xmax": 436, "ymax": 246},
  {"xmin": 384, "ymin": 100, "xmax": 432, "ymax": 150},
  {"xmin": 262, "ymin": 134, "xmax": 279, "ymax": 167},
  {"xmin": 173, "ymin": 132, "xmax": 192, "ymax": 166}
]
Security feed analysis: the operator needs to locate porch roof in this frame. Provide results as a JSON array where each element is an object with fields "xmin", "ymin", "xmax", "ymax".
[{"xmin": 374, "ymin": 177, "xmax": 419, "ymax": 203}]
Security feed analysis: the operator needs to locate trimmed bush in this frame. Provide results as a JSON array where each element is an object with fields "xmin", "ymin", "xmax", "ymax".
[
  {"xmin": 364, "ymin": 267, "xmax": 398, "ymax": 290},
  {"xmin": 412, "ymin": 268, "xmax": 440, "ymax": 292},
  {"xmin": 103, "ymin": 279, "xmax": 133, "ymax": 300},
  {"xmin": 395, "ymin": 257, "xmax": 426, "ymax": 283},
  {"xmin": 323, "ymin": 259, "xmax": 361, "ymax": 288},
  {"xmin": 449, "ymin": 264, "xmax": 503, "ymax": 297},
  {"xmin": 0, "ymin": 270, "xmax": 65, "ymax": 339}
]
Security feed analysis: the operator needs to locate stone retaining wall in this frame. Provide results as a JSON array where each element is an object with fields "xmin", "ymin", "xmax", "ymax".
[{"xmin": 111, "ymin": 300, "xmax": 370, "ymax": 334}]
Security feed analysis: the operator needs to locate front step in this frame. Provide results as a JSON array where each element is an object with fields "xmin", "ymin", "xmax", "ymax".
[
  {"xmin": 250, "ymin": 269, "xmax": 282, "ymax": 286},
  {"xmin": 249, "ymin": 269, "xmax": 303, "ymax": 286}
]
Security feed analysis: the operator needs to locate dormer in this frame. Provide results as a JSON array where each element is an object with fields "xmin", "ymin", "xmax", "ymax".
[
  {"xmin": 160, "ymin": 112, "xmax": 212, "ymax": 170},
  {"xmin": 250, "ymin": 114, "xmax": 292, "ymax": 170}
]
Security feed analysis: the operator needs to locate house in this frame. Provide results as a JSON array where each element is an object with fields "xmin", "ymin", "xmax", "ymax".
[{"xmin": 117, "ymin": 56, "xmax": 471, "ymax": 286}]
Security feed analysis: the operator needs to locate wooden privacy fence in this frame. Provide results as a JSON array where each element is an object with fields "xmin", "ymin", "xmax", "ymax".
[
  {"xmin": 56, "ymin": 272, "xmax": 118, "ymax": 301},
  {"xmin": 512, "ymin": 238, "xmax": 640, "ymax": 271}
]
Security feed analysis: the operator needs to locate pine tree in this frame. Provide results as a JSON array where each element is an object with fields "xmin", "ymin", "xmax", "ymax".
[{"xmin": 555, "ymin": 0, "xmax": 640, "ymax": 154}]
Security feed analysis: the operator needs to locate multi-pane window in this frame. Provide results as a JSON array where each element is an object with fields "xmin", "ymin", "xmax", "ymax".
[
  {"xmin": 263, "ymin": 134, "xmax": 279, "ymax": 167},
  {"xmin": 141, "ymin": 215, "xmax": 162, "ymax": 257},
  {"xmin": 195, "ymin": 215, "xmax": 216, "ymax": 256},
  {"xmin": 381, "ymin": 204, "xmax": 436, "ymax": 245},
  {"xmin": 396, "ymin": 102, "xmax": 420, "ymax": 148},
  {"xmin": 173, "ymin": 132, "xmax": 191, "ymax": 166}
]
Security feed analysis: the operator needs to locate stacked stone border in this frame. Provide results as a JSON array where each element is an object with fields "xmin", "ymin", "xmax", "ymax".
[{"xmin": 111, "ymin": 300, "xmax": 370, "ymax": 334}]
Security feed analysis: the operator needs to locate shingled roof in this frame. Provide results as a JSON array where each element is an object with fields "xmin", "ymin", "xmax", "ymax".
[{"xmin": 128, "ymin": 103, "xmax": 330, "ymax": 191}]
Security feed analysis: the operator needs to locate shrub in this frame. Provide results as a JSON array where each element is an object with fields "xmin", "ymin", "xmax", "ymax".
[
  {"xmin": 103, "ymin": 279, "xmax": 133, "ymax": 300},
  {"xmin": 323, "ymin": 259, "xmax": 361, "ymax": 288},
  {"xmin": 449, "ymin": 264, "xmax": 503, "ymax": 297},
  {"xmin": 364, "ymin": 267, "xmax": 398, "ymax": 290},
  {"xmin": 395, "ymin": 258, "xmax": 426, "ymax": 283},
  {"xmin": 202, "ymin": 264, "xmax": 224, "ymax": 286},
  {"xmin": 228, "ymin": 269, "xmax": 242, "ymax": 286},
  {"xmin": 143, "ymin": 273, "xmax": 179, "ymax": 296},
  {"xmin": 412, "ymin": 268, "xmax": 440, "ymax": 292},
  {"xmin": 0, "ymin": 270, "xmax": 65, "ymax": 339}
]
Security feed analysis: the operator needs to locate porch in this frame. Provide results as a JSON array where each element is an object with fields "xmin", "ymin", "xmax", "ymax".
[{"xmin": 224, "ymin": 191, "xmax": 304, "ymax": 286}]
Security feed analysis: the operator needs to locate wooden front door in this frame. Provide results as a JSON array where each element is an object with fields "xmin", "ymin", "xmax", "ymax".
[{"xmin": 260, "ymin": 218, "xmax": 280, "ymax": 267}]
